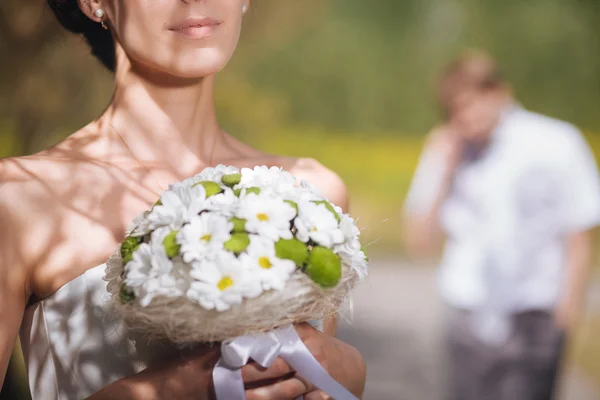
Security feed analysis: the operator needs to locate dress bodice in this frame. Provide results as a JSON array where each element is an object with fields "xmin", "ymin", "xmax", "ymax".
[{"xmin": 19, "ymin": 264, "xmax": 175, "ymax": 400}]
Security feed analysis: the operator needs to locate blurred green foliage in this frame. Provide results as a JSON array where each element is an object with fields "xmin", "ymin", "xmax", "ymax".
[
  {"xmin": 2, "ymin": 0, "xmax": 600, "ymax": 248},
  {"xmin": 2, "ymin": 0, "xmax": 600, "ymax": 156},
  {"xmin": 2, "ymin": 0, "xmax": 600, "ymax": 397}
]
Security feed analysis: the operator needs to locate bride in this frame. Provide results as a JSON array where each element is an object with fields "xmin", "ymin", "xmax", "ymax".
[{"xmin": 0, "ymin": 1, "xmax": 366, "ymax": 399}]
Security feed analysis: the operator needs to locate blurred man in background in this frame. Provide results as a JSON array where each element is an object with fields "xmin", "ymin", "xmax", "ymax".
[{"xmin": 402, "ymin": 51, "xmax": 600, "ymax": 400}]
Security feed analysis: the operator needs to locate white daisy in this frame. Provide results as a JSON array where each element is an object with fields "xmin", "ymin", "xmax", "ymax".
[
  {"xmin": 204, "ymin": 187, "xmax": 238, "ymax": 216},
  {"xmin": 239, "ymin": 166, "xmax": 297, "ymax": 190},
  {"xmin": 178, "ymin": 213, "xmax": 233, "ymax": 263},
  {"xmin": 298, "ymin": 179, "xmax": 324, "ymax": 198},
  {"xmin": 127, "ymin": 210, "xmax": 152, "ymax": 237},
  {"xmin": 147, "ymin": 184, "xmax": 207, "ymax": 230},
  {"xmin": 190, "ymin": 165, "xmax": 240, "ymax": 186},
  {"xmin": 340, "ymin": 248, "xmax": 368, "ymax": 281},
  {"xmin": 124, "ymin": 228, "xmax": 191, "ymax": 306},
  {"xmin": 240, "ymin": 236, "xmax": 297, "ymax": 291},
  {"xmin": 280, "ymin": 183, "xmax": 323, "ymax": 203},
  {"xmin": 186, "ymin": 253, "xmax": 262, "ymax": 312},
  {"xmin": 334, "ymin": 215, "xmax": 361, "ymax": 254},
  {"xmin": 295, "ymin": 201, "xmax": 345, "ymax": 247},
  {"xmin": 237, "ymin": 194, "xmax": 296, "ymax": 241}
]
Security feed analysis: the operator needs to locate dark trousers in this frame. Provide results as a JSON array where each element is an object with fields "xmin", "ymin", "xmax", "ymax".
[{"xmin": 446, "ymin": 309, "xmax": 566, "ymax": 400}]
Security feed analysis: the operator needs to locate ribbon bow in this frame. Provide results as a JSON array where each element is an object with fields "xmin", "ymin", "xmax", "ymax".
[{"xmin": 213, "ymin": 324, "xmax": 359, "ymax": 400}]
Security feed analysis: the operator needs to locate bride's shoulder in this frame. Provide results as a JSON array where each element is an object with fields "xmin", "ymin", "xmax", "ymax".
[
  {"xmin": 0, "ymin": 154, "xmax": 64, "ymax": 286},
  {"xmin": 0, "ymin": 149, "xmax": 89, "ymax": 200},
  {"xmin": 290, "ymin": 158, "xmax": 349, "ymax": 211},
  {"xmin": 0, "ymin": 152, "xmax": 75, "ymax": 232},
  {"xmin": 0, "ymin": 146, "xmax": 110, "ymax": 234},
  {"xmin": 0, "ymin": 153, "xmax": 59, "ymax": 201}
]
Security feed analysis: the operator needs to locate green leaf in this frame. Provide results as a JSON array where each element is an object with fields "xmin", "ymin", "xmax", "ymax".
[
  {"xmin": 121, "ymin": 236, "xmax": 141, "ymax": 264},
  {"xmin": 119, "ymin": 286, "xmax": 135, "ymax": 303}
]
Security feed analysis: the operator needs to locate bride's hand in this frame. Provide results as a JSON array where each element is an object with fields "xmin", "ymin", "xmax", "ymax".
[
  {"xmin": 242, "ymin": 322, "xmax": 366, "ymax": 400},
  {"xmin": 88, "ymin": 323, "xmax": 364, "ymax": 400}
]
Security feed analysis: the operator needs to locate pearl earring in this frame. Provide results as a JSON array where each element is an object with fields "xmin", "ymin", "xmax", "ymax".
[
  {"xmin": 94, "ymin": 9, "xmax": 108, "ymax": 30},
  {"xmin": 242, "ymin": 4, "xmax": 248, "ymax": 14}
]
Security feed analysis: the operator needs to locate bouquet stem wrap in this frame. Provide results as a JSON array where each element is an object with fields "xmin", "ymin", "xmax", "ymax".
[{"xmin": 213, "ymin": 325, "xmax": 359, "ymax": 400}]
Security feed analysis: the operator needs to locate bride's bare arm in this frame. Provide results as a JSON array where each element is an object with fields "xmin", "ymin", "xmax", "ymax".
[{"xmin": 0, "ymin": 183, "xmax": 28, "ymax": 388}]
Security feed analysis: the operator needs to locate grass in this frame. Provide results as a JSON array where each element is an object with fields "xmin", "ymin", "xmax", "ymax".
[{"xmin": 572, "ymin": 314, "xmax": 600, "ymax": 389}]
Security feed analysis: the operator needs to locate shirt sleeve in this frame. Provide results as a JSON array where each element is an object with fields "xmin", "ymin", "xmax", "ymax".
[
  {"xmin": 403, "ymin": 147, "xmax": 450, "ymax": 217},
  {"xmin": 559, "ymin": 129, "xmax": 600, "ymax": 233}
]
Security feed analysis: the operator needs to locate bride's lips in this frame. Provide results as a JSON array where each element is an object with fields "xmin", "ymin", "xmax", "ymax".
[{"xmin": 169, "ymin": 17, "xmax": 223, "ymax": 39}]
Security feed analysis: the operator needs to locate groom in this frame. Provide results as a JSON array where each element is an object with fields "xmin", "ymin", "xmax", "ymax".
[{"xmin": 403, "ymin": 51, "xmax": 600, "ymax": 400}]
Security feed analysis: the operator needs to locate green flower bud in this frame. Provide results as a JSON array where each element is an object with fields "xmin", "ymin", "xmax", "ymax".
[
  {"xmin": 230, "ymin": 217, "xmax": 247, "ymax": 233},
  {"xmin": 224, "ymin": 233, "xmax": 251, "ymax": 254},
  {"xmin": 119, "ymin": 286, "xmax": 135, "ymax": 303},
  {"xmin": 234, "ymin": 188, "xmax": 243, "ymax": 197},
  {"xmin": 121, "ymin": 236, "xmax": 142, "ymax": 264},
  {"xmin": 284, "ymin": 200, "xmax": 299, "ymax": 216},
  {"xmin": 162, "ymin": 230, "xmax": 181, "ymax": 258},
  {"xmin": 193, "ymin": 181, "xmax": 223, "ymax": 197},
  {"xmin": 312, "ymin": 200, "xmax": 341, "ymax": 223},
  {"xmin": 275, "ymin": 238, "xmax": 309, "ymax": 266},
  {"xmin": 222, "ymin": 173, "xmax": 242, "ymax": 187},
  {"xmin": 305, "ymin": 246, "xmax": 342, "ymax": 288}
]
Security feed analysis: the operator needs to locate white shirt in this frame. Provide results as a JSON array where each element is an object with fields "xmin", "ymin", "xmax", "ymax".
[{"xmin": 405, "ymin": 107, "xmax": 600, "ymax": 314}]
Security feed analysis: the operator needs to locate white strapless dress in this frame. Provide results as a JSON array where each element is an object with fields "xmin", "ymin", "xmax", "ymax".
[
  {"xmin": 19, "ymin": 264, "xmax": 178, "ymax": 400},
  {"xmin": 19, "ymin": 264, "xmax": 324, "ymax": 399}
]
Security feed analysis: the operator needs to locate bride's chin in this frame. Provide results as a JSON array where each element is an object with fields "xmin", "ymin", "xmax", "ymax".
[
  {"xmin": 156, "ymin": 57, "xmax": 229, "ymax": 81},
  {"xmin": 130, "ymin": 59, "xmax": 228, "ymax": 84}
]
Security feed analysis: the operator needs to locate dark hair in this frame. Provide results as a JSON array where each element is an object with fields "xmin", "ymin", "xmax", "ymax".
[{"xmin": 47, "ymin": 0, "xmax": 116, "ymax": 71}]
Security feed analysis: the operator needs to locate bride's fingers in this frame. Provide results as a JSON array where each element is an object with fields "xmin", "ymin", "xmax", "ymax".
[
  {"xmin": 246, "ymin": 375, "xmax": 313, "ymax": 400},
  {"xmin": 305, "ymin": 390, "xmax": 333, "ymax": 400},
  {"xmin": 241, "ymin": 357, "xmax": 293, "ymax": 383}
]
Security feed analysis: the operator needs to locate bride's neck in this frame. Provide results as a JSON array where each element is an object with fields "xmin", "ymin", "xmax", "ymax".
[{"xmin": 103, "ymin": 53, "xmax": 222, "ymax": 166}]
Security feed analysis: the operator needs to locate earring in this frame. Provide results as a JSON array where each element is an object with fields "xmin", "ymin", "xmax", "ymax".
[
  {"xmin": 242, "ymin": 4, "xmax": 248, "ymax": 14},
  {"xmin": 94, "ymin": 9, "xmax": 109, "ymax": 30}
]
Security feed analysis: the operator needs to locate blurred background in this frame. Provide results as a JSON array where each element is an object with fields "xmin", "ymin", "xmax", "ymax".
[{"xmin": 2, "ymin": 0, "xmax": 600, "ymax": 399}]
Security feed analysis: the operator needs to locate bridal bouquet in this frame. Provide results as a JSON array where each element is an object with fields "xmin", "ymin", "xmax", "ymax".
[{"xmin": 104, "ymin": 165, "xmax": 368, "ymax": 399}]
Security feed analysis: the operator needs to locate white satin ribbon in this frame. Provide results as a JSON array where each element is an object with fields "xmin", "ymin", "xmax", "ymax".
[{"xmin": 213, "ymin": 324, "xmax": 359, "ymax": 400}]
